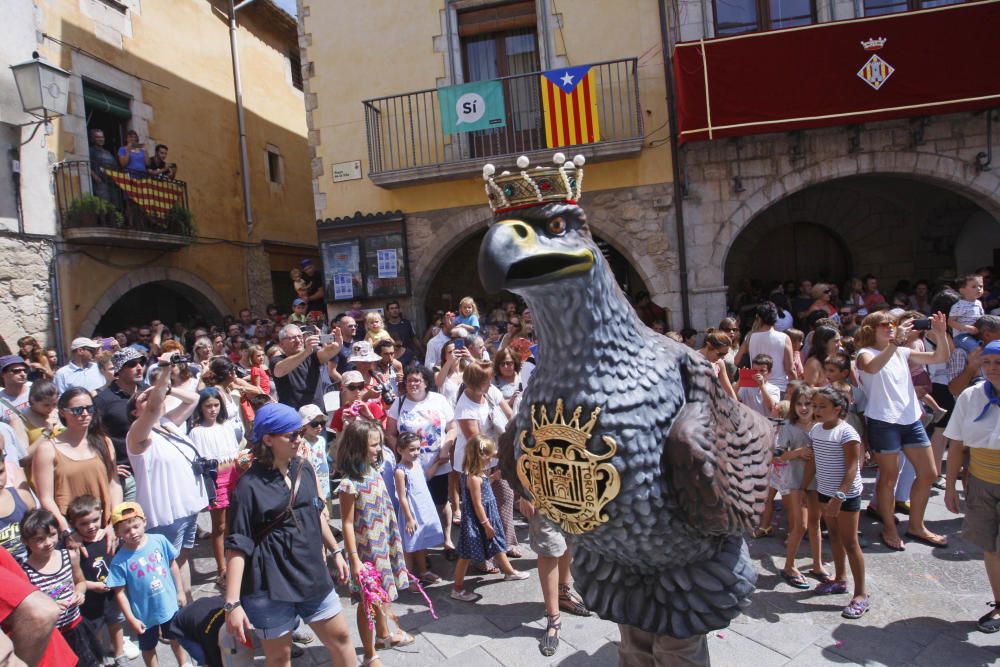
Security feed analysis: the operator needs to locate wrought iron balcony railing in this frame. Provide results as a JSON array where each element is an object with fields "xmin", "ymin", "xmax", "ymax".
[
  {"xmin": 54, "ymin": 161, "xmax": 194, "ymax": 248},
  {"xmin": 363, "ymin": 58, "xmax": 643, "ymax": 187}
]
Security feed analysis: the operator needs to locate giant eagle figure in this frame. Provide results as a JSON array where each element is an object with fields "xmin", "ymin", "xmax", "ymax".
[{"xmin": 478, "ymin": 154, "xmax": 773, "ymax": 642}]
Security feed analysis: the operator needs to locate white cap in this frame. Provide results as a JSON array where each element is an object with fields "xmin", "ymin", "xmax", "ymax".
[
  {"xmin": 297, "ymin": 404, "xmax": 325, "ymax": 425},
  {"xmin": 70, "ymin": 337, "xmax": 97, "ymax": 351}
]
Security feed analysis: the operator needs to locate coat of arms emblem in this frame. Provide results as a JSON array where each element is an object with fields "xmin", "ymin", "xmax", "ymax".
[
  {"xmin": 517, "ymin": 399, "xmax": 621, "ymax": 535},
  {"xmin": 857, "ymin": 53, "xmax": 894, "ymax": 91}
]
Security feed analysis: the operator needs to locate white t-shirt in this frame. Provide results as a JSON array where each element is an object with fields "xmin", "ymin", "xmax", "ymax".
[
  {"xmin": 387, "ymin": 391, "xmax": 454, "ymax": 476},
  {"xmin": 943, "ymin": 381, "xmax": 1000, "ymax": 451},
  {"xmin": 809, "ymin": 421, "xmax": 863, "ymax": 498},
  {"xmin": 858, "ymin": 346, "xmax": 922, "ymax": 424},
  {"xmin": 128, "ymin": 421, "xmax": 210, "ymax": 528},
  {"xmin": 188, "ymin": 421, "xmax": 241, "ymax": 463},
  {"xmin": 949, "ymin": 298, "xmax": 984, "ymax": 330},
  {"xmin": 454, "ymin": 385, "xmax": 506, "ymax": 473},
  {"xmin": 424, "ymin": 332, "xmax": 450, "ymax": 368},
  {"xmin": 738, "ymin": 383, "xmax": 779, "ymax": 417},
  {"xmin": 748, "ymin": 329, "xmax": 790, "ymax": 391}
]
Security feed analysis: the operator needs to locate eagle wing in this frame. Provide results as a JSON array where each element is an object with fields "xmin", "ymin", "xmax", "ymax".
[{"xmin": 665, "ymin": 352, "xmax": 774, "ymax": 536}]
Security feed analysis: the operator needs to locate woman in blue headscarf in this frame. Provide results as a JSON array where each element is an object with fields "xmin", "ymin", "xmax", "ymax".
[
  {"xmin": 944, "ymin": 340, "xmax": 1000, "ymax": 634},
  {"xmin": 223, "ymin": 402, "xmax": 354, "ymax": 666}
]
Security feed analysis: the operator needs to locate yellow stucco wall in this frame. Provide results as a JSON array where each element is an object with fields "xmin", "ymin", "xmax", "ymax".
[
  {"xmin": 37, "ymin": 0, "xmax": 312, "ymax": 338},
  {"xmin": 303, "ymin": 0, "xmax": 673, "ymax": 220}
]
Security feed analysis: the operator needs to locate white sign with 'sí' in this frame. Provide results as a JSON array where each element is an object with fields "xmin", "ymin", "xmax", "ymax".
[{"xmin": 332, "ymin": 160, "xmax": 362, "ymax": 182}]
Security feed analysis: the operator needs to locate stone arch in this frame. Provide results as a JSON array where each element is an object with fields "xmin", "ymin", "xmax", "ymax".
[
  {"xmin": 409, "ymin": 194, "xmax": 671, "ymax": 321},
  {"xmin": 77, "ymin": 267, "xmax": 229, "ymax": 336},
  {"xmin": 701, "ymin": 149, "xmax": 1000, "ymax": 290}
]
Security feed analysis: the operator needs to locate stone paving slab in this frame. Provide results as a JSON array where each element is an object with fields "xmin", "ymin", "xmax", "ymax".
[{"xmin": 142, "ymin": 467, "xmax": 998, "ymax": 666}]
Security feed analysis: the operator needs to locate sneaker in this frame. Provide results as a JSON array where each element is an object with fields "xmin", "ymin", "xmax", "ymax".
[
  {"xmin": 292, "ymin": 628, "xmax": 315, "ymax": 644},
  {"xmin": 121, "ymin": 637, "xmax": 141, "ymax": 660},
  {"xmin": 842, "ymin": 595, "xmax": 871, "ymax": 619},
  {"xmin": 814, "ymin": 580, "xmax": 848, "ymax": 595},
  {"xmin": 932, "ymin": 476, "xmax": 947, "ymax": 490},
  {"xmin": 932, "ymin": 407, "xmax": 949, "ymax": 424},
  {"xmin": 450, "ymin": 588, "xmax": 480, "ymax": 602},
  {"xmin": 978, "ymin": 602, "xmax": 1000, "ymax": 633},
  {"xmin": 113, "ymin": 657, "xmax": 131, "ymax": 667},
  {"xmin": 504, "ymin": 570, "xmax": 530, "ymax": 581}
]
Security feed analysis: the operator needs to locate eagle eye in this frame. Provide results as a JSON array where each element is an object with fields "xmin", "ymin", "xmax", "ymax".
[{"xmin": 547, "ymin": 216, "xmax": 567, "ymax": 236}]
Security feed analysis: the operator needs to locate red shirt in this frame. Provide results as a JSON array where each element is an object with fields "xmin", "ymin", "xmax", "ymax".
[
  {"xmin": 0, "ymin": 548, "xmax": 78, "ymax": 666},
  {"xmin": 331, "ymin": 400, "xmax": 386, "ymax": 433}
]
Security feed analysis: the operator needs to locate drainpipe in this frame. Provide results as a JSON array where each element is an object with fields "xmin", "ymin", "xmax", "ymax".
[
  {"xmin": 659, "ymin": 0, "xmax": 692, "ymax": 328},
  {"xmin": 50, "ymin": 244, "xmax": 65, "ymax": 362},
  {"xmin": 229, "ymin": 0, "xmax": 255, "ymax": 239}
]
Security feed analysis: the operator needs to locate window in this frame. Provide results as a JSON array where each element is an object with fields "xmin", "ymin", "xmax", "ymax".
[
  {"xmin": 863, "ymin": 0, "xmax": 964, "ymax": 15},
  {"xmin": 266, "ymin": 147, "xmax": 282, "ymax": 184},
  {"xmin": 713, "ymin": 0, "xmax": 815, "ymax": 35},
  {"xmin": 289, "ymin": 51, "xmax": 303, "ymax": 91}
]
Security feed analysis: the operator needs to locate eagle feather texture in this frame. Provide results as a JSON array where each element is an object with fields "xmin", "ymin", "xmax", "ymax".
[{"xmin": 489, "ymin": 204, "xmax": 773, "ymax": 638}]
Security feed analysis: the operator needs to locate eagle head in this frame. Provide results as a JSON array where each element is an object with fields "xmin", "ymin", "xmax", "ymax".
[{"xmin": 478, "ymin": 203, "xmax": 597, "ymax": 294}]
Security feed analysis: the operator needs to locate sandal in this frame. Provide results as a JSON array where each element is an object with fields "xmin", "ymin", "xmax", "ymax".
[
  {"xmin": 807, "ymin": 568, "xmax": 833, "ymax": 583},
  {"xmin": 443, "ymin": 547, "xmax": 459, "ymax": 562},
  {"xmin": 374, "ymin": 630, "xmax": 415, "ymax": 649},
  {"xmin": 474, "ymin": 563, "xmax": 501, "ymax": 575},
  {"xmin": 841, "ymin": 595, "xmax": 871, "ymax": 619},
  {"xmin": 452, "ymin": 510, "xmax": 462, "ymax": 525},
  {"xmin": 904, "ymin": 531, "xmax": 948, "ymax": 548},
  {"xmin": 418, "ymin": 571, "xmax": 441, "ymax": 586},
  {"xmin": 751, "ymin": 526, "xmax": 773, "ymax": 539},
  {"xmin": 360, "ymin": 655, "xmax": 383, "ymax": 667},
  {"xmin": 539, "ymin": 613, "xmax": 561, "ymax": 657},
  {"xmin": 881, "ymin": 531, "xmax": 905, "ymax": 551},
  {"xmin": 781, "ymin": 571, "xmax": 810, "ymax": 590},
  {"xmin": 558, "ymin": 584, "xmax": 591, "ymax": 616},
  {"xmin": 507, "ymin": 548, "xmax": 524, "ymax": 559}
]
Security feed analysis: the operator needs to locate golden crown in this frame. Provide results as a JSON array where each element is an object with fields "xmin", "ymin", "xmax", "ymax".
[
  {"xmin": 483, "ymin": 153, "xmax": 585, "ymax": 214},
  {"xmin": 529, "ymin": 399, "xmax": 601, "ymax": 447}
]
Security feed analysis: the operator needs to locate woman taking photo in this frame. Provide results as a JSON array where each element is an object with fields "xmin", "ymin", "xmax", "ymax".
[
  {"xmin": 385, "ymin": 366, "xmax": 457, "ymax": 559},
  {"xmin": 434, "ymin": 340, "xmax": 470, "ymax": 406},
  {"xmin": 453, "ymin": 362, "xmax": 520, "ymax": 566},
  {"xmin": 856, "ymin": 311, "xmax": 950, "ymax": 551},
  {"xmin": 32, "ymin": 387, "xmax": 122, "ymax": 537},
  {"xmin": 697, "ymin": 331, "xmax": 737, "ymax": 399},
  {"xmin": 125, "ymin": 356, "xmax": 205, "ymax": 592},
  {"xmin": 224, "ymin": 402, "xmax": 354, "ymax": 667},
  {"xmin": 492, "ymin": 348, "xmax": 524, "ymax": 412},
  {"xmin": 803, "ymin": 325, "xmax": 841, "ymax": 387}
]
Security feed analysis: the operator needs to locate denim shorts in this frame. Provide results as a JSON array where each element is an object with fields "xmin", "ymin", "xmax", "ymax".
[
  {"xmin": 148, "ymin": 513, "xmax": 199, "ymax": 551},
  {"xmin": 242, "ymin": 586, "xmax": 343, "ymax": 639},
  {"xmin": 866, "ymin": 417, "xmax": 929, "ymax": 454}
]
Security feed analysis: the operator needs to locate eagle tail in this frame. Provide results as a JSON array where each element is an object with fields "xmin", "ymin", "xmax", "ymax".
[{"xmin": 572, "ymin": 535, "xmax": 756, "ymax": 638}]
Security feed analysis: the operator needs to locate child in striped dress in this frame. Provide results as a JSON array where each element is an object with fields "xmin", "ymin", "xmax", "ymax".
[{"xmin": 20, "ymin": 508, "xmax": 102, "ymax": 665}]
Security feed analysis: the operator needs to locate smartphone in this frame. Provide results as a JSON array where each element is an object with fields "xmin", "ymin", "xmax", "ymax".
[
  {"xmin": 912, "ymin": 319, "xmax": 932, "ymax": 331},
  {"xmin": 738, "ymin": 368, "xmax": 759, "ymax": 388},
  {"xmin": 319, "ymin": 333, "xmax": 334, "ymax": 345},
  {"xmin": 453, "ymin": 339, "xmax": 465, "ymax": 349}
]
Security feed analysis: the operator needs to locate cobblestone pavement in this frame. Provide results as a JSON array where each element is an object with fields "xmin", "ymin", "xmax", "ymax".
[{"xmin": 146, "ymin": 466, "xmax": 999, "ymax": 666}]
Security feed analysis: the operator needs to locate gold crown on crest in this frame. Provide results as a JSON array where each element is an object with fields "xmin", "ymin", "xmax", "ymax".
[
  {"xmin": 529, "ymin": 399, "xmax": 601, "ymax": 447},
  {"xmin": 483, "ymin": 153, "xmax": 585, "ymax": 214}
]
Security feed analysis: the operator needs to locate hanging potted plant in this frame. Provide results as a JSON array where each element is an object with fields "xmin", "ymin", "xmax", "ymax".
[
  {"xmin": 165, "ymin": 204, "xmax": 196, "ymax": 237},
  {"xmin": 64, "ymin": 195, "xmax": 123, "ymax": 228}
]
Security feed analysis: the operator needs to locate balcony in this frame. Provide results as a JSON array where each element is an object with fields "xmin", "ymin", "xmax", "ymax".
[
  {"xmin": 54, "ymin": 161, "xmax": 194, "ymax": 249},
  {"xmin": 363, "ymin": 58, "xmax": 644, "ymax": 188}
]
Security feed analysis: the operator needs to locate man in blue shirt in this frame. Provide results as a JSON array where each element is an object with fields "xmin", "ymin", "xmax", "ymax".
[{"xmin": 53, "ymin": 337, "xmax": 106, "ymax": 394}]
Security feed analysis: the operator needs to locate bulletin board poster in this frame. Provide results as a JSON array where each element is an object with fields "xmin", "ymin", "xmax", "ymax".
[
  {"xmin": 322, "ymin": 240, "xmax": 361, "ymax": 302},
  {"xmin": 363, "ymin": 233, "xmax": 408, "ymax": 298}
]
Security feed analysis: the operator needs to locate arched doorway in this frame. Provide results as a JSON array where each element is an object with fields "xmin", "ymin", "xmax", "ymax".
[
  {"xmin": 723, "ymin": 175, "xmax": 1000, "ymax": 306},
  {"xmin": 424, "ymin": 229, "xmax": 650, "ymax": 319},
  {"xmin": 94, "ymin": 280, "xmax": 223, "ymax": 335}
]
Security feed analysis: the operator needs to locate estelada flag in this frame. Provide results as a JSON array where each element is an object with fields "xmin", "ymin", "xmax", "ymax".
[
  {"xmin": 540, "ymin": 65, "xmax": 601, "ymax": 149},
  {"xmin": 101, "ymin": 167, "xmax": 184, "ymax": 217}
]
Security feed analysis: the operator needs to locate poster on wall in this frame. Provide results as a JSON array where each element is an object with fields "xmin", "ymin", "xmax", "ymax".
[
  {"xmin": 377, "ymin": 249, "xmax": 398, "ymax": 279},
  {"xmin": 333, "ymin": 272, "xmax": 354, "ymax": 300},
  {"xmin": 323, "ymin": 241, "xmax": 361, "ymax": 301}
]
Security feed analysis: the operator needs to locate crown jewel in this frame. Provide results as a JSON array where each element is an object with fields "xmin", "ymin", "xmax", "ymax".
[{"xmin": 483, "ymin": 153, "xmax": 585, "ymax": 214}]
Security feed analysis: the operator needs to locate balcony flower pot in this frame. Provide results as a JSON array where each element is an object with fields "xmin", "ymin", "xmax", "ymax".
[
  {"xmin": 65, "ymin": 195, "xmax": 124, "ymax": 228},
  {"xmin": 165, "ymin": 204, "xmax": 196, "ymax": 237}
]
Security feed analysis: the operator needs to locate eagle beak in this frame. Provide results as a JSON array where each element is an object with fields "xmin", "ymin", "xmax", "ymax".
[{"xmin": 478, "ymin": 218, "xmax": 595, "ymax": 293}]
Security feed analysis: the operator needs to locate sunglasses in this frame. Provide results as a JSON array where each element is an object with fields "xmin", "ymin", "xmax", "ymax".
[
  {"xmin": 723, "ymin": 327, "xmax": 738, "ymax": 332},
  {"xmin": 280, "ymin": 430, "xmax": 303, "ymax": 441},
  {"xmin": 65, "ymin": 405, "xmax": 96, "ymax": 416},
  {"xmin": 4, "ymin": 367, "xmax": 27, "ymax": 374},
  {"xmin": 345, "ymin": 383, "xmax": 366, "ymax": 391},
  {"xmin": 308, "ymin": 419, "xmax": 326, "ymax": 428},
  {"xmin": 123, "ymin": 359, "xmax": 144, "ymax": 369}
]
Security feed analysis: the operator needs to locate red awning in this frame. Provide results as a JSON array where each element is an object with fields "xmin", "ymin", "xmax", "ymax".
[{"xmin": 673, "ymin": 0, "xmax": 1000, "ymax": 144}]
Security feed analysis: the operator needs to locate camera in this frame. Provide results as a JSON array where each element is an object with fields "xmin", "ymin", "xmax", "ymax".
[
  {"xmin": 170, "ymin": 353, "xmax": 191, "ymax": 365},
  {"xmin": 912, "ymin": 319, "xmax": 932, "ymax": 331}
]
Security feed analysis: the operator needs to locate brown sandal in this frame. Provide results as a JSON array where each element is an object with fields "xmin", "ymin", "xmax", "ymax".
[{"xmin": 558, "ymin": 584, "xmax": 591, "ymax": 616}]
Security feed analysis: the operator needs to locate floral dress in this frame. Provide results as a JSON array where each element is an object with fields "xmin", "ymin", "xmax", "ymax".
[{"xmin": 338, "ymin": 463, "xmax": 408, "ymax": 600}]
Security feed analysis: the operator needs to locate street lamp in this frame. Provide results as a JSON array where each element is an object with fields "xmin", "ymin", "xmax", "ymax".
[{"xmin": 9, "ymin": 51, "xmax": 70, "ymax": 144}]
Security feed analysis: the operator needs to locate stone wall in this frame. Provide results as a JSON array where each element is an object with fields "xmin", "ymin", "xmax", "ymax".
[
  {"xmin": 677, "ymin": 111, "xmax": 1000, "ymax": 329},
  {"xmin": 245, "ymin": 246, "xmax": 275, "ymax": 316},
  {"xmin": 0, "ymin": 236, "xmax": 54, "ymax": 349},
  {"xmin": 402, "ymin": 182, "xmax": 678, "ymax": 331}
]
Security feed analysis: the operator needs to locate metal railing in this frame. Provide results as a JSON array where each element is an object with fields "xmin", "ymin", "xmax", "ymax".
[
  {"xmin": 363, "ymin": 58, "xmax": 643, "ymax": 178},
  {"xmin": 54, "ymin": 161, "xmax": 193, "ymax": 236}
]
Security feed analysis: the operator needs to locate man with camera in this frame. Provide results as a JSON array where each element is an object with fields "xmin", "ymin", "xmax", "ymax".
[
  {"xmin": 95, "ymin": 347, "xmax": 150, "ymax": 502},
  {"xmin": 147, "ymin": 143, "xmax": 178, "ymax": 179},
  {"xmin": 272, "ymin": 323, "xmax": 343, "ymax": 409}
]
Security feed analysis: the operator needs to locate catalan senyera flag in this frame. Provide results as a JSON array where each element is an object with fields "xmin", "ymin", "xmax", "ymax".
[
  {"xmin": 101, "ymin": 167, "xmax": 184, "ymax": 217},
  {"xmin": 540, "ymin": 65, "xmax": 601, "ymax": 149}
]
